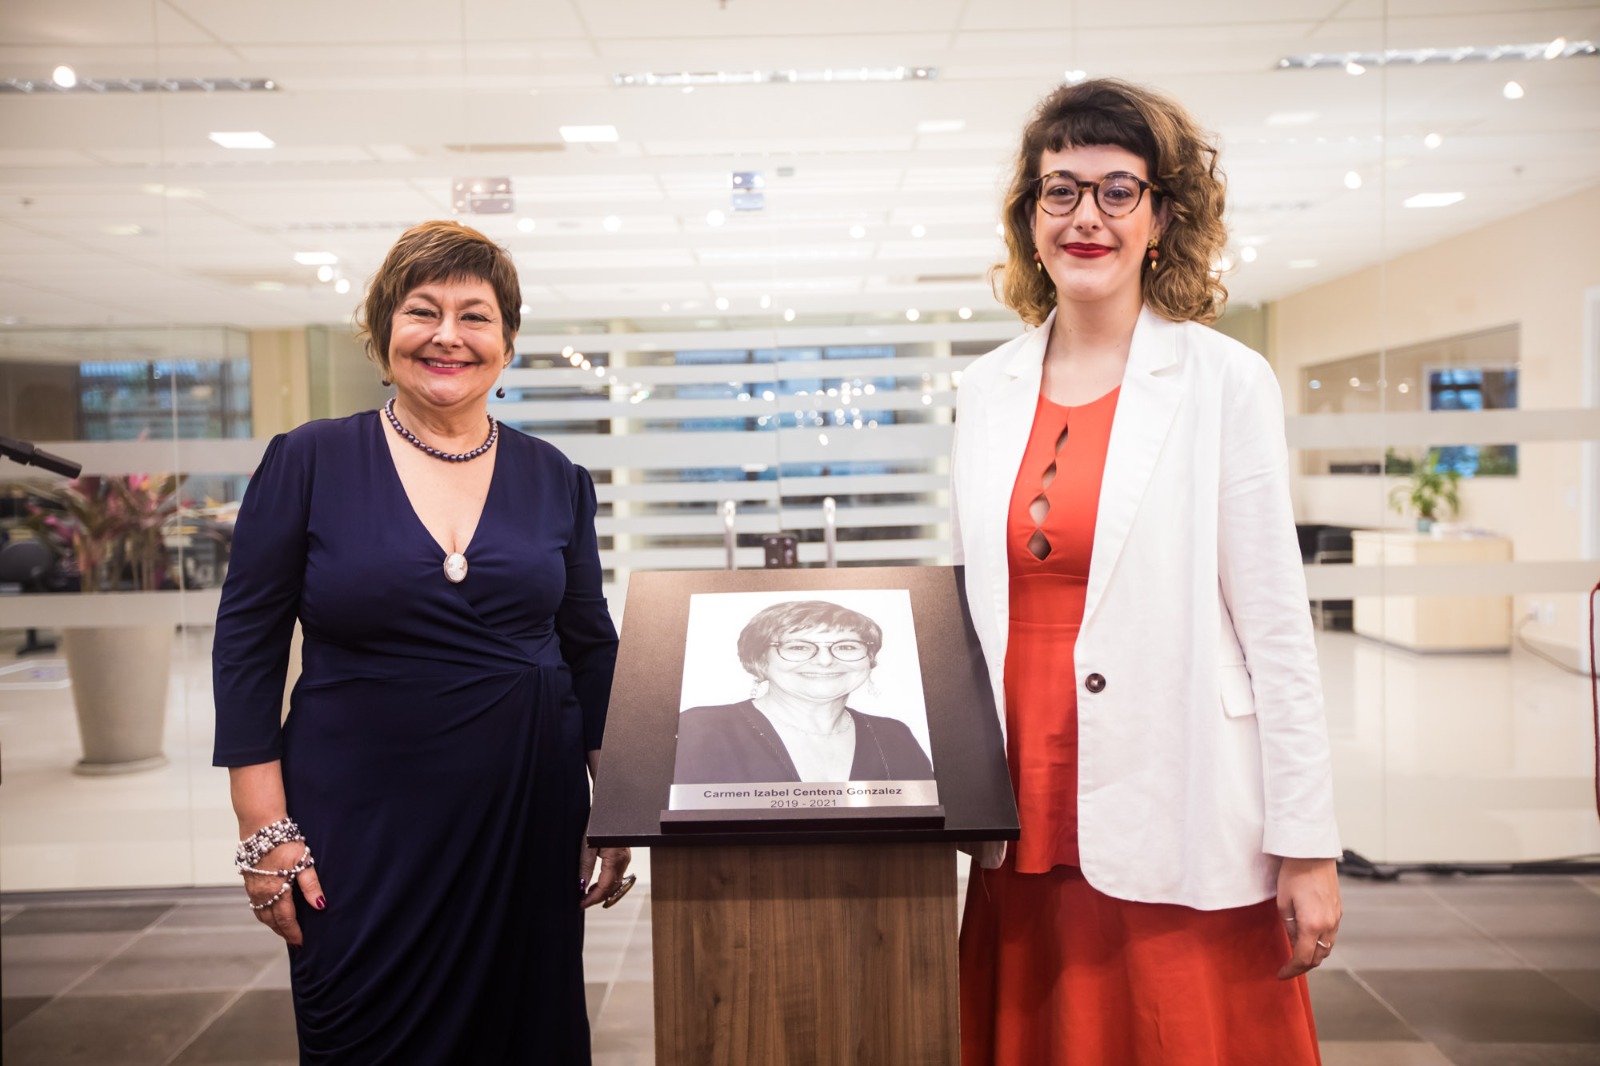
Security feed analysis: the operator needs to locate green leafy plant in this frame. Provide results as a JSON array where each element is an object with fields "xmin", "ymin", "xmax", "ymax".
[
  {"xmin": 26, "ymin": 475, "xmax": 183, "ymax": 592},
  {"xmin": 1388, "ymin": 450, "xmax": 1460, "ymax": 526}
]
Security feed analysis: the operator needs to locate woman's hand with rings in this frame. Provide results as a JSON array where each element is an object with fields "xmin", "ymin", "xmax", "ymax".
[
  {"xmin": 1275, "ymin": 855, "xmax": 1341, "ymax": 979},
  {"xmin": 245, "ymin": 841, "xmax": 326, "ymax": 947}
]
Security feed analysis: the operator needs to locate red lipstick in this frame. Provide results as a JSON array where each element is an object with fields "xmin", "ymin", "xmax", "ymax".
[{"xmin": 1064, "ymin": 243, "xmax": 1112, "ymax": 258}]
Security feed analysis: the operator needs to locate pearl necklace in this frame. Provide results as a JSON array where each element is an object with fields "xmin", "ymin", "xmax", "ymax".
[
  {"xmin": 383, "ymin": 398, "xmax": 497, "ymax": 463},
  {"xmin": 383, "ymin": 399, "xmax": 495, "ymax": 583}
]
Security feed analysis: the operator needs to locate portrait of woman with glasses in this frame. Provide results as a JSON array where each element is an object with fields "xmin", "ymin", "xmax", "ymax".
[
  {"xmin": 951, "ymin": 79, "xmax": 1341, "ymax": 1065},
  {"xmin": 671, "ymin": 599, "xmax": 934, "ymax": 784}
]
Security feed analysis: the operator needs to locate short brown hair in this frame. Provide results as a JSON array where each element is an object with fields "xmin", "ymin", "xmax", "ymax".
[
  {"xmin": 358, "ymin": 220, "xmax": 521, "ymax": 377},
  {"xmin": 994, "ymin": 78, "xmax": 1228, "ymax": 326}
]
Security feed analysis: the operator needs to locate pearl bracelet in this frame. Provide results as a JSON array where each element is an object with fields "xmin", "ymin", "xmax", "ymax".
[
  {"xmin": 249, "ymin": 878, "xmax": 296, "ymax": 911},
  {"xmin": 238, "ymin": 845, "xmax": 315, "ymax": 879},
  {"xmin": 235, "ymin": 818, "xmax": 304, "ymax": 870}
]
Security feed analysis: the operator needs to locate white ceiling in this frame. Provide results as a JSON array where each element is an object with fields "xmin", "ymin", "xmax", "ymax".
[{"xmin": 0, "ymin": 0, "xmax": 1596, "ymax": 333}]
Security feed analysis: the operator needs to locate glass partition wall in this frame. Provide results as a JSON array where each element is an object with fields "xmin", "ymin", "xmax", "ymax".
[{"xmin": 2, "ymin": 1, "xmax": 1597, "ymax": 892}]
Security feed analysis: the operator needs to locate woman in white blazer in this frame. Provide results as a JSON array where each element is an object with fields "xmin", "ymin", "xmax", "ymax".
[{"xmin": 954, "ymin": 79, "xmax": 1341, "ymax": 1066}]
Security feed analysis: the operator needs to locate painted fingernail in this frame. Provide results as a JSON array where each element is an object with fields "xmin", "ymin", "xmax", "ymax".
[{"xmin": 314, "ymin": 896, "xmax": 326, "ymax": 910}]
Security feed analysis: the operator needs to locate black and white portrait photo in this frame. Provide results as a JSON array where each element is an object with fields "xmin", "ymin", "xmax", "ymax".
[{"xmin": 671, "ymin": 589, "xmax": 935, "ymax": 787}]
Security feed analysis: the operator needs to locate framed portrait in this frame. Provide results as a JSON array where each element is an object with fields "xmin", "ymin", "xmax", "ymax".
[{"xmin": 588, "ymin": 566, "xmax": 1018, "ymax": 847}]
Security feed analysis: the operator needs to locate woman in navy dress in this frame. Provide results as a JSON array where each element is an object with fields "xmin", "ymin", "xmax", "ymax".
[{"xmin": 212, "ymin": 220, "xmax": 629, "ymax": 1064}]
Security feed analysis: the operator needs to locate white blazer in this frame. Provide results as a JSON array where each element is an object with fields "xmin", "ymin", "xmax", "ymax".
[{"xmin": 952, "ymin": 306, "xmax": 1340, "ymax": 910}]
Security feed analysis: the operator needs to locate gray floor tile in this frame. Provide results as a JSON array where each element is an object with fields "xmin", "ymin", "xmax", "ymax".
[
  {"xmin": 1317, "ymin": 1042, "xmax": 1454, "ymax": 1066},
  {"xmin": 1361, "ymin": 970, "xmax": 1600, "ymax": 1045},
  {"xmin": 1, "ymin": 998, "xmax": 49, "ymax": 1034},
  {"xmin": 1330, "ymin": 900, "xmax": 1525, "ymax": 971},
  {"xmin": 1433, "ymin": 880, "xmax": 1600, "ymax": 969},
  {"xmin": 592, "ymin": 980, "xmax": 654, "ymax": 1039},
  {"xmin": 169, "ymin": 990, "xmax": 297, "ymax": 1065},
  {"xmin": 154, "ymin": 903, "xmax": 264, "ymax": 932},
  {"xmin": 585, "ymin": 981, "xmax": 608, "ymax": 1031},
  {"xmin": 1437, "ymin": 1044, "xmax": 1600, "ymax": 1066},
  {"xmin": 1545, "ymin": 971, "xmax": 1600, "ymax": 1014},
  {"xmin": 0, "ymin": 931, "xmax": 139, "ymax": 996},
  {"xmin": 249, "ymin": 951, "xmax": 292, "ymax": 991},
  {"xmin": 1, "ymin": 904, "xmax": 173, "ymax": 936},
  {"xmin": 71, "ymin": 930, "xmax": 284, "ymax": 994},
  {"xmin": 1, "ymin": 991, "xmax": 228, "ymax": 1065},
  {"xmin": 1309, "ymin": 970, "xmax": 1420, "ymax": 1041}
]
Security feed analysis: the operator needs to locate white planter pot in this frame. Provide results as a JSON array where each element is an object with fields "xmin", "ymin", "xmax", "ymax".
[{"xmin": 62, "ymin": 624, "xmax": 173, "ymax": 775}]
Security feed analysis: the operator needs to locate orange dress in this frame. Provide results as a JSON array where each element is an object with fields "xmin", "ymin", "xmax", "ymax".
[{"xmin": 958, "ymin": 389, "xmax": 1321, "ymax": 1066}]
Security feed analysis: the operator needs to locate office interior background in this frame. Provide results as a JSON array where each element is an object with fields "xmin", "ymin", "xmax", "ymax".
[{"xmin": 1, "ymin": 0, "xmax": 1598, "ymax": 1061}]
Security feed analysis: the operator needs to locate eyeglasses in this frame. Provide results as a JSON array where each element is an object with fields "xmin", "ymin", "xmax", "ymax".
[
  {"xmin": 770, "ymin": 639, "xmax": 869, "ymax": 662},
  {"xmin": 1034, "ymin": 171, "xmax": 1158, "ymax": 218}
]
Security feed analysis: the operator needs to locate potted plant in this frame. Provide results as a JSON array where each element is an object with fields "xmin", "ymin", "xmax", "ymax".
[
  {"xmin": 1388, "ymin": 450, "xmax": 1460, "ymax": 534},
  {"xmin": 27, "ymin": 475, "xmax": 182, "ymax": 774}
]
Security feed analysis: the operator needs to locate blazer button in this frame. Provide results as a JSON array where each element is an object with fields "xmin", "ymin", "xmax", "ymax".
[{"xmin": 1085, "ymin": 673, "xmax": 1106, "ymax": 693}]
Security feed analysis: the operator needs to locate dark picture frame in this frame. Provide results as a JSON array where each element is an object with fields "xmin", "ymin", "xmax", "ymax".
[{"xmin": 588, "ymin": 566, "xmax": 1020, "ymax": 847}]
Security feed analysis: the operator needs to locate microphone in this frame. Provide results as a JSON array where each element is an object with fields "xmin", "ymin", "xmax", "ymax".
[{"xmin": 0, "ymin": 434, "xmax": 84, "ymax": 479}]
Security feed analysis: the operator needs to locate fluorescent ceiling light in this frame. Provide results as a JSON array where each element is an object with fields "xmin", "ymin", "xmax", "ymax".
[
  {"xmin": 1289, "ymin": 259, "xmax": 1319, "ymax": 269},
  {"xmin": 1404, "ymin": 192, "xmax": 1465, "ymax": 208},
  {"xmin": 209, "ymin": 130, "xmax": 274, "ymax": 149},
  {"xmin": 0, "ymin": 76, "xmax": 277, "ymax": 95},
  {"xmin": 294, "ymin": 252, "xmax": 339, "ymax": 265},
  {"xmin": 103, "ymin": 223, "xmax": 144, "ymax": 236},
  {"xmin": 1277, "ymin": 40, "xmax": 1595, "ymax": 70},
  {"xmin": 560, "ymin": 125, "xmax": 618, "ymax": 143},
  {"xmin": 1544, "ymin": 37, "xmax": 1568, "ymax": 60},
  {"xmin": 916, "ymin": 119, "xmax": 965, "ymax": 134},
  {"xmin": 612, "ymin": 67, "xmax": 936, "ymax": 88}
]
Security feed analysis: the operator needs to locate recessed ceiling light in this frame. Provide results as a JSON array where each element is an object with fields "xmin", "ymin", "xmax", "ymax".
[
  {"xmin": 1345, "ymin": 61, "xmax": 1366, "ymax": 75},
  {"xmin": 958, "ymin": 307, "xmax": 972, "ymax": 320},
  {"xmin": 602, "ymin": 215, "xmax": 622, "ymax": 232},
  {"xmin": 905, "ymin": 309, "xmax": 920, "ymax": 321},
  {"xmin": 1344, "ymin": 170, "xmax": 1363, "ymax": 189},
  {"xmin": 1278, "ymin": 41, "xmax": 1597, "ymax": 70},
  {"xmin": 1289, "ymin": 259, "xmax": 1319, "ymax": 269},
  {"xmin": 1544, "ymin": 37, "xmax": 1568, "ymax": 59},
  {"xmin": 1503, "ymin": 80, "xmax": 1524, "ymax": 99},
  {"xmin": 916, "ymin": 119, "xmax": 965, "ymax": 134},
  {"xmin": 208, "ymin": 130, "xmax": 274, "ymax": 149},
  {"xmin": 517, "ymin": 217, "xmax": 536, "ymax": 233},
  {"xmin": 294, "ymin": 252, "xmax": 338, "ymax": 265},
  {"xmin": 1404, "ymin": 192, "xmax": 1465, "ymax": 208},
  {"xmin": 316, "ymin": 265, "xmax": 333, "ymax": 282},
  {"xmin": 520, "ymin": 303, "xmax": 531, "ymax": 314},
  {"xmin": 611, "ymin": 67, "xmax": 937, "ymax": 88},
  {"xmin": 560, "ymin": 125, "xmax": 618, "ymax": 143},
  {"xmin": 759, "ymin": 295, "xmax": 772, "ymax": 309},
  {"xmin": 849, "ymin": 224, "xmax": 866, "ymax": 239},
  {"xmin": 1064, "ymin": 70, "xmax": 1088, "ymax": 84},
  {"xmin": 333, "ymin": 278, "xmax": 351, "ymax": 294},
  {"xmin": 52, "ymin": 65, "xmax": 76, "ymax": 88},
  {"xmin": 1424, "ymin": 132, "xmax": 1443, "ymax": 149},
  {"xmin": 782, "ymin": 308, "xmax": 796, "ymax": 322},
  {"xmin": 910, "ymin": 223, "xmax": 927, "ymax": 238},
  {"xmin": 715, "ymin": 296, "xmax": 730, "ymax": 310},
  {"xmin": 1239, "ymin": 246, "xmax": 1258, "ymax": 263},
  {"xmin": 706, "ymin": 209, "xmax": 726, "ymax": 226}
]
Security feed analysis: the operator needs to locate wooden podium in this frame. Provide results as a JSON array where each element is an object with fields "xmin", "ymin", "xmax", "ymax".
[{"xmin": 588, "ymin": 568, "xmax": 1018, "ymax": 1066}]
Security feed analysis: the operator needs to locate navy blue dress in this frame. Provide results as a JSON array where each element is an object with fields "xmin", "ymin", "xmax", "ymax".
[{"xmin": 212, "ymin": 410, "xmax": 617, "ymax": 1065}]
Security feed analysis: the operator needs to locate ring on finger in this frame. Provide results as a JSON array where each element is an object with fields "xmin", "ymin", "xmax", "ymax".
[
  {"xmin": 602, "ymin": 874, "xmax": 638, "ymax": 908},
  {"xmin": 1316, "ymin": 939, "xmax": 1332, "ymax": 950}
]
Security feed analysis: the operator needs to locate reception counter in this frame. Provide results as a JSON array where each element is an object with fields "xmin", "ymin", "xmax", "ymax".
[{"xmin": 1351, "ymin": 530, "xmax": 1513, "ymax": 653}]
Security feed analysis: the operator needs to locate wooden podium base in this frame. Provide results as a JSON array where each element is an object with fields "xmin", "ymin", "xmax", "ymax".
[{"xmin": 652, "ymin": 842, "xmax": 960, "ymax": 1066}]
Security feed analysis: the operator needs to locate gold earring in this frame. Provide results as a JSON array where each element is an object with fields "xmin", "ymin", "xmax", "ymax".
[{"xmin": 1033, "ymin": 251, "xmax": 1044, "ymax": 274}]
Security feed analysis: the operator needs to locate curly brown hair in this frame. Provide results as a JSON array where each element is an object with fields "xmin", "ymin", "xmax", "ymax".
[
  {"xmin": 357, "ymin": 220, "xmax": 522, "ymax": 379},
  {"xmin": 994, "ymin": 78, "xmax": 1228, "ymax": 326}
]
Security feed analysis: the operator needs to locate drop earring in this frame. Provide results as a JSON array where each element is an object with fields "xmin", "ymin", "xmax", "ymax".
[
  {"xmin": 1146, "ymin": 235, "xmax": 1160, "ymax": 270},
  {"xmin": 1033, "ymin": 250, "xmax": 1044, "ymax": 274},
  {"xmin": 494, "ymin": 360, "xmax": 508, "ymax": 400},
  {"xmin": 381, "ymin": 376, "xmax": 392, "ymax": 387}
]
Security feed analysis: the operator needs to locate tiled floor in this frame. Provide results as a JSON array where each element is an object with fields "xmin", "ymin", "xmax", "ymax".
[{"xmin": 4, "ymin": 871, "xmax": 1599, "ymax": 1065}]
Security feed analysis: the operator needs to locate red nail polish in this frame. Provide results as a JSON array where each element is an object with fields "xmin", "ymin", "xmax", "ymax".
[{"xmin": 315, "ymin": 896, "xmax": 326, "ymax": 910}]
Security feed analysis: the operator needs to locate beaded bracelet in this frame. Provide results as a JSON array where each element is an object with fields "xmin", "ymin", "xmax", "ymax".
[
  {"xmin": 249, "ymin": 878, "xmax": 296, "ymax": 911},
  {"xmin": 238, "ymin": 845, "xmax": 315, "ymax": 879},
  {"xmin": 235, "ymin": 818, "xmax": 304, "ymax": 870}
]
